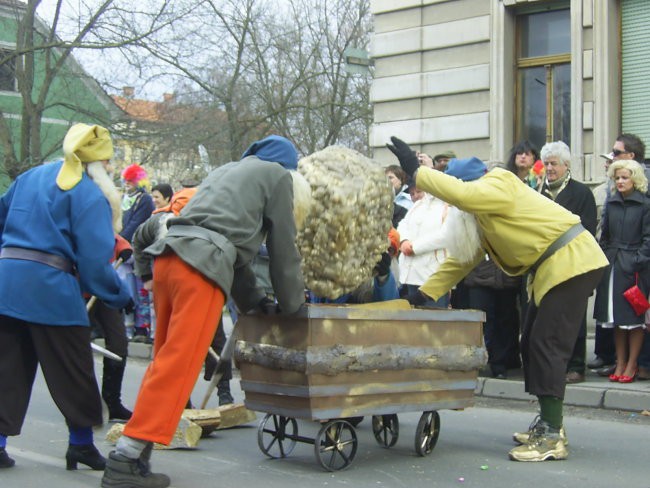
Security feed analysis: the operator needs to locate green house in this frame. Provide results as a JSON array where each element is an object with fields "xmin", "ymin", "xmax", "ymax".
[{"xmin": 0, "ymin": 0, "xmax": 120, "ymax": 192}]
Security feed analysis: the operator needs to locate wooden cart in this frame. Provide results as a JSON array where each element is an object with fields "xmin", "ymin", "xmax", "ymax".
[{"xmin": 234, "ymin": 301, "xmax": 486, "ymax": 471}]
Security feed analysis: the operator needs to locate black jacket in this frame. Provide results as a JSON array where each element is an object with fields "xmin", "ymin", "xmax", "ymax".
[
  {"xmin": 539, "ymin": 177, "xmax": 597, "ymax": 235},
  {"xmin": 593, "ymin": 190, "xmax": 650, "ymax": 324}
]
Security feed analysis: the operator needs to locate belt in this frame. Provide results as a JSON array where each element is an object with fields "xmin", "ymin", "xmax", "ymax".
[
  {"xmin": 530, "ymin": 223, "xmax": 585, "ymax": 274},
  {"xmin": 0, "ymin": 247, "xmax": 75, "ymax": 274}
]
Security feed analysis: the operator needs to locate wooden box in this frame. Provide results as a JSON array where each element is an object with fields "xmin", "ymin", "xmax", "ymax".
[{"xmin": 234, "ymin": 301, "xmax": 486, "ymax": 421}]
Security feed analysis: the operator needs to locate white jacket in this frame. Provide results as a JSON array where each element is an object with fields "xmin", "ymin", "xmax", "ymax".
[{"xmin": 397, "ymin": 194, "xmax": 449, "ymax": 286}]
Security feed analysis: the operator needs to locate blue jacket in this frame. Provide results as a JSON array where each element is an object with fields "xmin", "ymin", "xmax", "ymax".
[
  {"xmin": 0, "ymin": 161, "xmax": 132, "ymax": 326},
  {"xmin": 120, "ymin": 188, "xmax": 154, "ymax": 242}
]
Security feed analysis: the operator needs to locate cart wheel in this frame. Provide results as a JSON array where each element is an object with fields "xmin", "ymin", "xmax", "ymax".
[
  {"xmin": 257, "ymin": 413, "xmax": 298, "ymax": 458},
  {"xmin": 372, "ymin": 414, "xmax": 399, "ymax": 448},
  {"xmin": 314, "ymin": 419, "xmax": 358, "ymax": 471},
  {"xmin": 414, "ymin": 410, "xmax": 440, "ymax": 456}
]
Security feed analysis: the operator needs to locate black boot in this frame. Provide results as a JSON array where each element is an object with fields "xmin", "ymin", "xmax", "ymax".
[
  {"xmin": 66, "ymin": 443, "xmax": 106, "ymax": 470},
  {"xmin": 101, "ymin": 451, "xmax": 170, "ymax": 488},
  {"xmin": 217, "ymin": 378, "xmax": 234, "ymax": 406},
  {"xmin": 0, "ymin": 447, "xmax": 15, "ymax": 468},
  {"xmin": 103, "ymin": 358, "xmax": 133, "ymax": 421}
]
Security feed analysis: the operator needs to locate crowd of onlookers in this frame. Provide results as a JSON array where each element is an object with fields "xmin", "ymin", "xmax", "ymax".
[{"xmin": 384, "ymin": 134, "xmax": 650, "ymax": 385}]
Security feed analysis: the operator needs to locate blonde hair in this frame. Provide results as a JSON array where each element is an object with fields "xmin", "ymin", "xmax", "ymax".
[
  {"xmin": 291, "ymin": 171, "xmax": 312, "ymax": 231},
  {"xmin": 608, "ymin": 160, "xmax": 648, "ymax": 193}
]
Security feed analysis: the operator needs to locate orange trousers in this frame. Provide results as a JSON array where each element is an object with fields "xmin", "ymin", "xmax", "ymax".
[{"xmin": 123, "ymin": 253, "xmax": 225, "ymax": 445}]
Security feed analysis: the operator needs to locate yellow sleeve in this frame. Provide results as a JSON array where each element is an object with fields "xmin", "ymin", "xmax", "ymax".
[
  {"xmin": 416, "ymin": 167, "xmax": 513, "ymax": 215},
  {"xmin": 419, "ymin": 249, "xmax": 485, "ymax": 300}
]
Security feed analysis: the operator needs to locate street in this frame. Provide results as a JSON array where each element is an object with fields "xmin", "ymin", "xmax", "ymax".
[{"xmin": 2, "ymin": 354, "xmax": 650, "ymax": 488}]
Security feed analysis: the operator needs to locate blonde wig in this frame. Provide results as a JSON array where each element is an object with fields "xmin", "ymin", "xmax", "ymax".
[{"xmin": 608, "ymin": 159, "xmax": 648, "ymax": 193}]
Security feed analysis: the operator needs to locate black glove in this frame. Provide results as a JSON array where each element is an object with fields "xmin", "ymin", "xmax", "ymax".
[
  {"xmin": 373, "ymin": 251, "xmax": 391, "ymax": 278},
  {"xmin": 254, "ymin": 296, "xmax": 279, "ymax": 315},
  {"xmin": 410, "ymin": 291, "xmax": 428, "ymax": 307},
  {"xmin": 118, "ymin": 248, "xmax": 133, "ymax": 262},
  {"xmin": 203, "ymin": 353, "xmax": 217, "ymax": 381},
  {"xmin": 122, "ymin": 298, "xmax": 135, "ymax": 315},
  {"xmin": 386, "ymin": 136, "xmax": 420, "ymax": 179}
]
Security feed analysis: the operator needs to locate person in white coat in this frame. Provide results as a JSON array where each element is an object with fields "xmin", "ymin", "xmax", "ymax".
[{"xmin": 397, "ymin": 184, "xmax": 450, "ymax": 307}]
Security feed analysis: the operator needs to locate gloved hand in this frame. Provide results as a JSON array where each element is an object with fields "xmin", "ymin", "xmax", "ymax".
[
  {"xmin": 373, "ymin": 252, "xmax": 391, "ymax": 278},
  {"xmin": 386, "ymin": 136, "xmax": 420, "ymax": 179},
  {"xmin": 117, "ymin": 248, "xmax": 133, "ymax": 262},
  {"xmin": 203, "ymin": 352, "xmax": 217, "ymax": 381},
  {"xmin": 410, "ymin": 291, "xmax": 429, "ymax": 307},
  {"xmin": 255, "ymin": 296, "xmax": 279, "ymax": 315},
  {"xmin": 122, "ymin": 298, "xmax": 135, "ymax": 315}
]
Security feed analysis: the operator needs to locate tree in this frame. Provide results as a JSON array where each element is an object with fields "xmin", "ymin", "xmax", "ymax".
[
  {"xmin": 0, "ymin": 0, "xmax": 203, "ymax": 185},
  {"xmin": 109, "ymin": 0, "xmax": 372, "ymax": 166}
]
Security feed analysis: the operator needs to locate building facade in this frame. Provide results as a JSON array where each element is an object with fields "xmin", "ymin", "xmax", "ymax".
[{"xmin": 370, "ymin": 0, "xmax": 650, "ymax": 184}]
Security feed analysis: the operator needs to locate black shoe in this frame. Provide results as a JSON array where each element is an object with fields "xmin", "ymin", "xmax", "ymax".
[
  {"xmin": 66, "ymin": 443, "xmax": 106, "ymax": 470},
  {"xmin": 108, "ymin": 403, "xmax": 133, "ymax": 422},
  {"xmin": 0, "ymin": 447, "xmax": 15, "ymax": 468},
  {"xmin": 595, "ymin": 364, "xmax": 616, "ymax": 377},
  {"xmin": 101, "ymin": 451, "xmax": 170, "ymax": 488},
  {"xmin": 217, "ymin": 379, "xmax": 234, "ymax": 406}
]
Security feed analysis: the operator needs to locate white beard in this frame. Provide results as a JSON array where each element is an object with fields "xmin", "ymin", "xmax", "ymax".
[
  {"xmin": 444, "ymin": 206, "xmax": 483, "ymax": 264},
  {"xmin": 86, "ymin": 161, "xmax": 123, "ymax": 234}
]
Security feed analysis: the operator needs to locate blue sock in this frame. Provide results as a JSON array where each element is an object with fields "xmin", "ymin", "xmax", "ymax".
[
  {"xmin": 68, "ymin": 426, "xmax": 93, "ymax": 446},
  {"xmin": 0, "ymin": 434, "xmax": 6, "ymax": 449}
]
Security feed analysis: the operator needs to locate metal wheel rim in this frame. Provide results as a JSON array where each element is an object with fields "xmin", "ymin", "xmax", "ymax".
[
  {"xmin": 371, "ymin": 414, "xmax": 399, "ymax": 448},
  {"xmin": 414, "ymin": 411, "xmax": 440, "ymax": 456},
  {"xmin": 314, "ymin": 420, "xmax": 358, "ymax": 471},
  {"xmin": 257, "ymin": 413, "xmax": 298, "ymax": 458}
]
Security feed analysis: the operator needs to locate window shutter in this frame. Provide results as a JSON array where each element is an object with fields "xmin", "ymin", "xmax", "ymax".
[{"xmin": 621, "ymin": 0, "xmax": 650, "ymax": 146}]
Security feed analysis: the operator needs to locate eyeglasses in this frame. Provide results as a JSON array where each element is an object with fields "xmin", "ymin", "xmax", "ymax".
[{"xmin": 611, "ymin": 149, "xmax": 629, "ymax": 157}]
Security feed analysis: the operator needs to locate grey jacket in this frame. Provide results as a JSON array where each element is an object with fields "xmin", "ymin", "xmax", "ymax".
[{"xmin": 146, "ymin": 156, "xmax": 305, "ymax": 314}]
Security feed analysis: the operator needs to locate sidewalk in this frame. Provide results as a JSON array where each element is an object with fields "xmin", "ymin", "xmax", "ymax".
[{"xmin": 104, "ymin": 326, "xmax": 650, "ymax": 415}]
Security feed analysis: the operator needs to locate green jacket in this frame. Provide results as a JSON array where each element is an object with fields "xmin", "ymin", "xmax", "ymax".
[
  {"xmin": 146, "ymin": 156, "xmax": 305, "ymax": 314},
  {"xmin": 416, "ymin": 167, "xmax": 608, "ymax": 305}
]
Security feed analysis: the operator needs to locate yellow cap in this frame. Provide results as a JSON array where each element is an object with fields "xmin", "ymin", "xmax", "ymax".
[{"xmin": 57, "ymin": 123, "xmax": 114, "ymax": 190}]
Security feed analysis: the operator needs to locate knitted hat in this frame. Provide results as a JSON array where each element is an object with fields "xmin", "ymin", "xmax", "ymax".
[
  {"xmin": 444, "ymin": 157, "xmax": 487, "ymax": 181},
  {"xmin": 121, "ymin": 164, "xmax": 149, "ymax": 187},
  {"xmin": 57, "ymin": 124, "xmax": 114, "ymax": 190},
  {"xmin": 242, "ymin": 135, "xmax": 298, "ymax": 170},
  {"xmin": 434, "ymin": 150, "xmax": 457, "ymax": 161}
]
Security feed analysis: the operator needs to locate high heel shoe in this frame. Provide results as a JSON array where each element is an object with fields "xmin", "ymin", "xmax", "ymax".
[
  {"xmin": 65, "ymin": 443, "xmax": 106, "ymax": 470},
  {"xmin": 619, "ymin": 369, "xmax": 638, "ymax": 383},
  {"xmin": 609, "ymin": 373, "xmax": 621, "ymax": 382}
]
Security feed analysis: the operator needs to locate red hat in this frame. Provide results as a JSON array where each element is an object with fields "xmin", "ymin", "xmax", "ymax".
[{"xmin": 121, "ymin": 164, "xmax": 148, "ymax": 184}]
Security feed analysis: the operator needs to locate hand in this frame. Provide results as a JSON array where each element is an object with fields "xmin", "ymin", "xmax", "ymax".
[
  {"xmin": 118, "ymin": 248, "xmax": 133, "ymax": 262},
  {"xmin": 122, "ymin": 298, "xmax": 135, "ymax": 315},
  {"xmin": 386, "ymin": 136, "xmax": 419, "ymax": 179},
  {"xmin": 417, "ymin": 152, "xmax": 434, "ymax": 169},
  {"xmin": 373, "ymin": 252, "xmax": 391, "ymax": 278},
  {"xmin": 256, "ymin": 296, "xmax": 279, "ymax": 315},
  {"xmin": 143, "ymin": 279, "xmax": 153, "ymax": 291},
  {"xmin": 400, "ymin": 240, "xmax": 414, "ymax": 256}
]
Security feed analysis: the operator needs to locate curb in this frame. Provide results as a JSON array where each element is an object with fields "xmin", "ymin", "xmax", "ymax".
[{"xmin": 478, "ymin": 376, "xmax": 650, "ymax": 413}]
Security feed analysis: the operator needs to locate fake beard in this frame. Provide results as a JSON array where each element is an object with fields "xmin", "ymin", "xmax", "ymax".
[
  {"xmin": 444, "ymin": 205, "xmax": 483, "ymax": 264},
  {"xmin": 86, "ymin": 161, "xmax": 123, "ymax": 234},
  {"xmin": 291, "ymin": 170, "xmax": 312, "ymax": 231}
]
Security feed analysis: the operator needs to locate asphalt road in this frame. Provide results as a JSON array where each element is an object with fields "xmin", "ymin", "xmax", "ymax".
[{"xmin": 2, "ymin": 356, "xmax": 650, "ymax": 488}]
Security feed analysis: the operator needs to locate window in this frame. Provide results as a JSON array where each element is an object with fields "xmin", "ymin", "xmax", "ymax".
[
  {"xmin": 515, "ymin": 8, "xmax": 571, "ymax": 149},
  {"xmin": 0, "ymin": 49, "xmax": 17, "ymax": 92}
]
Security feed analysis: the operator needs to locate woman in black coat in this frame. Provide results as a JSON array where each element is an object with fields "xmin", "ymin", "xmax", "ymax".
[{"xmin": 593, "ymin": 160, "xmax": 650, "ymax": 383}]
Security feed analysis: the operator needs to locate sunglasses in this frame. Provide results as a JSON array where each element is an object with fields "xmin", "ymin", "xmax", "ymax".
[{"xmin": 611, "ymin": 149, "xmax": 629, "ymax": 157}]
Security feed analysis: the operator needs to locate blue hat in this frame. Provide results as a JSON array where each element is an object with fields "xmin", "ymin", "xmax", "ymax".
[
  {"xmin": 444, "ymin": 157, "xmax": 487, "ymax": 181},
  {"xmin": 242, "ymin": 135, "xmax": 298, "ymax": 171}
]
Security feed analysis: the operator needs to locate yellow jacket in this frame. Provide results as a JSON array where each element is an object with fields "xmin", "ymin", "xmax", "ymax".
[{"xmin": 416, "ymin": 167, "xmax": 608, "ymax": 305}]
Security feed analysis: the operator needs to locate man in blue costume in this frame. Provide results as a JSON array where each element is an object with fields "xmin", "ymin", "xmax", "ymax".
[{"xmin": 0, "ymin": 124, "xmax": 132, "ymax": 470}]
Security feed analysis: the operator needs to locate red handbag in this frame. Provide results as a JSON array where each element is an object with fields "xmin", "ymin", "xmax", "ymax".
[{"xmin": 623, "ymin": 273, "xmax": 650, "ymax": 315}]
